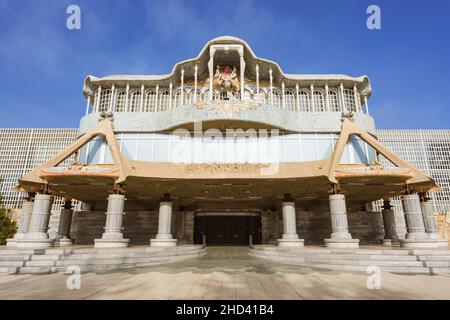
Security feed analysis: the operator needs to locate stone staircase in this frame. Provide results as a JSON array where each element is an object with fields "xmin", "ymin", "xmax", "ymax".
[
  {"xmin": 249, "ymin": 245, "xmax": 450, "ymax": 274},
  {"xmin": 0, "ymin": 245, "xmax": 206, "ymax": 274}
]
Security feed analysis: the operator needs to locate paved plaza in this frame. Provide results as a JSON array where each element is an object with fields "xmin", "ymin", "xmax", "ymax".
[{"xmin": 0, "ymin": 247, "xmax": 449, "ymax": 300}]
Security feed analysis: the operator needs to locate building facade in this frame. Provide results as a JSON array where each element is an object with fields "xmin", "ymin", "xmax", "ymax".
[{"xmin": 2, "ymin": 36, "xmax": 448, "ymax": 249}]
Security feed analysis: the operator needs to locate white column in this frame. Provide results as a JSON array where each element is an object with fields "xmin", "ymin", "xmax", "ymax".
[
  {"xmin": 85, "ymin": 96, "xmax": 91, "ymax": 116},
  {"xmin": 325, "ymin": 84, "xmax": 330, "ymax": 112},
  {"xmin": 208, "ymin": 47, "xmax": 215, "ymax": 102},
  {"xmin": 125, "ymin": 83, "xmax": 130, "ymax": 112},
  {"xmin": 180, "ymin": 68, "xmax": 185, "ymax": 106},
  {"xmin": 364, "ymin": 96, "xmax": 370, "ymax": 115},
  {"xmin": 281, "ymin": 82, "xmax": 286, "ymax": 109},
  {"xmin": 269, "ymin": 68, "xmax": 273, "ymax": 106},
  {"xmin": 381, "ymin": 200, "xmax": 399, "ymax": 246},
  {"xmin": 155, "ymin": 84, "xmax": 159, "ymax": 111},
  {"xmin": 55, "ymin": 201, "xmax": 73, "ymax": 246},
  {"xmin": 95, "ymin": 86, "xmax": 101, "ymax": 113},
  {"xmin": 140, "ymin": 84, "xmax": 145, "ymax": 112},
  {"xmin": 420, "ymin": 195, "xmax": 448, "ymax": 247},
  {"xmin": 194, "ymin": 65, "xmax": 198, "ymax": 104},
  {"xmin": 353, "ymin": 85, "xmax": 359, "ymax": 112},
  {"xmin": 400, "ymin": 193, "xmax": 437, "ymax": 248},
  {"xmin": 295, "ymin": 83, "xmax": 300, "ymax": 111},
  {"xmin": 176, "ymin": 211, "xmax": 186, "ymax": 241},
  {"xmin": 151, "ymin": 197, "xmax": 178, "ymax": 247},
  {"xmin": 6, "ymin": 198, "xmax": 34, "ymax": 247},
  {"xmin": 255, "ymin": 64, "xmax": 259, "ymax": 96},
  {"xmin": 277, "ymin": 199, "xmax": 304, "ymax": 247},
  {"xmin": 17, "ymin": 194, "xmax": 55, "ymax": 248},
  {"xmin": 324, "ymin": 193, "xmax": 359, "ymax": 248},
  {"xmin": 340, "ymin": 83, "xmax": 346, "ymax": 112},
  {"xmin": 169, "ymin": 82, "xmax": 173, "ymax": 109},
  {"xmin": 94, "ymin": 194, "xmax": 129, "ymax": 248},
  {"xmin": 239, "ymin": 49, "xmax": 245, "ymax": 101},
  {"xmin": 109, "ymin": 85, "xmax": 115, "ymax": 112},
  {"xmin": 310, "ymin": 84, "xmax": 314, "ymax": 111}
]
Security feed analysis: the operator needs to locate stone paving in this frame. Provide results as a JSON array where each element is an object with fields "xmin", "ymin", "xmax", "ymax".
[{"xmin": 0, "ymin": 246, "xmax": 450, "ymax": 299}]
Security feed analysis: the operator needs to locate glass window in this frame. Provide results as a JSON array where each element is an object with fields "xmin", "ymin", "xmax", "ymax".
[
  {"xmin": 317, "ymin": 136, "xmax": 333, "ymax": 159},
  {"xmin": 344, "ymin": 89, "xmax": 356, "ymax": 112},
  {"xmin": 115, "ymin": 91, "xmax": 127, "ymax": 112},
  {"xmin": 130, "ymin": 91, "xmax": 141, "ymax": 112},
  {"xmin": 87, "ymin": 138, "xmax": 103, "ymax": 164},
  {"xmin": 283, "ymin": 134, "xmax": 300, "ymax": 162},
  {"xmin": 340, "ymin": 142, "xmax": 351, "ymax": 164},
  {"xmin": 153, "ymin": 134, "xmax": 169, "ymax": 162},
  {"xmin": 98, "ymin": 89, "xmax": 111, "ymax": 113},
  {"xmin": 145, "ymin": 91, "xmax": 157, "ymax": 112},
  {"xmin": 104, "ymin": 145, "xmax": 113, "ymax": 164},
  {"xmin": 313, "ymin": 91, "xmax": 324, "ymax": 112},
  {"xmin": 352, "ymin": 136, "xmax": 367, "ymax": 164},
  {"xmin": 328, "ymin": 90, "xmax": 339, "ymax": 112},
  {"xmin": 301, "ymin": 134, "xmax": 317, "ymax": 161},
  {"xmin": 284, "ymin": 90, "xmax": 296, "ymax": 111},
  {"xmin": 137, "ymin": 134, "xmax": 153, "ymax": 161},
  {"xmin": 121, "ymin": 135, "xmax": 137, "ymax": 160},
  {"xmin": 299, "ymin": 91, "xmax": 309, "ymax": 111}
]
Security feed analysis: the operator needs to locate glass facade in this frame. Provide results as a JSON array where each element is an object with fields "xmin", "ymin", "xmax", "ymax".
[{"xmin": 79, "ymin": 132, "xmax": 377, "ymax": 165}]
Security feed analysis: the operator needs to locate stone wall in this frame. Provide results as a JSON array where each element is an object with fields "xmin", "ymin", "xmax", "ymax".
[
  {"xmin": 67, "ymin": 209, "xmax": 384, "ymax": 245},
  {"xmin": 436, "ymin": 213, "xmax": 450, "ymax": 241}
]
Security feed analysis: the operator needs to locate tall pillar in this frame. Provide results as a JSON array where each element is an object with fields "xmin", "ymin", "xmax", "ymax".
[
  {"xmin": 239, "ymin": 48, "xmax": 245, "ymax": 101},
  {"xmin": 420, "ymin": 194, "xmax": 448, "ymax": 247},
  {"xmin": 55, "ymin": 201, "xmax": 73, "ymax": 246},
  {"xmin": 325, "ymin": 193, "xmax": 359, "ymax": 248},
  {"xmin": 16, "ymin": 194, "xmax": 54, "ymax": 248},
  {"xmin": 176, "ymin": 210, "xmax": 186, "ymax": 241},
  {"xmin": 150, "ymin": 194, "xmax": 177, "ymax": 247},
  {"xmin": 6, "ymin": 197, "xmax": 34, "ymax": 247},
  {"xmin": 400, "ymin": 193, "xmax": 437, "ymax": 248},
  {"xmin": 277, "ymin": 195, "xmax": 304, "ymax": 247},
  {"xmin": 94, "ymin": 194, "xmax": 129, "ymax": 248},
  {"xmin": 381, "ymin": 200, "xmax": 399, "ymax": 246}
]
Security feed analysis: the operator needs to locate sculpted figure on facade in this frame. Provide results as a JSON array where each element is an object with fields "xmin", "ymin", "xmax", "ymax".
[{"xmin": 213, "ymin": 65, "xmax": 240, "ymax": 92}]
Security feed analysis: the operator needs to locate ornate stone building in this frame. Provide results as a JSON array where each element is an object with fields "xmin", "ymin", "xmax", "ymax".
[{"xmin": 4, "ymin": 36, "xmax": 449, "ymax": 250}]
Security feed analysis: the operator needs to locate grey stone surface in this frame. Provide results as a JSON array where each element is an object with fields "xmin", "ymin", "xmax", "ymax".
[{"xmin": 79, "ymin": 109, "xmax": 376, "ymax": 134}]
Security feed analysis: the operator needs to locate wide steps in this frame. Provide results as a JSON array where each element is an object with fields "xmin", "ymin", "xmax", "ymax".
[
  {"xmin": 0, "ymin": 245, "xmax": 205, "ymax": 274},
  {"xmin": 250, "ymin": 246, "xmax": 450, "ymax": 274}
]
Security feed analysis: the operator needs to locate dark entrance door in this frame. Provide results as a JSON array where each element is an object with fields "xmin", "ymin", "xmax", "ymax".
[{"xmin": 194, "ymin": 214, "xmax": 262, "ymax": 246}]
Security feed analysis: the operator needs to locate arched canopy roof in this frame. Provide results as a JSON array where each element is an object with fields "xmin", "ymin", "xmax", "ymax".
[{"xmin": 83, "ymin": 36, "xmax": 371, "ymax": 98}]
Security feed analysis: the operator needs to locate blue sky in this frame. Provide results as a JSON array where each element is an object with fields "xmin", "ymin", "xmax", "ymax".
[{"xmin": 0, "ymin": 0, "xmax": 449, "ymax": 129}]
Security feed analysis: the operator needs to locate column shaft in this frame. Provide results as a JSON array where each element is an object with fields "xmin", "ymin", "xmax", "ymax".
[
  {"xmin": 56, "ymin": 202, "xmax": 73, "ymax": 246},
  {"xmin": 400, "ymin": 194, "xmax": 437, "ymax": 248},
  {"xmin": 420, "ymin": 198, "xmax": 448, "ymax": 247},
  {"xmin": 94, "ymin": 194, "xmax": 129, "ymax": 248},
  {"xmin": 277, "ymin": 201, "xmax": 304, "ymax": 247},
  {"xmin": 16, "ymin": 194, "xmax": 54, "ymax": 248},
  {"xmin": 325, "ymin": 194, "xmax": 359, "ymax": 248},
  {"xmin": 6, "ymin": 200, "xmax": 34, "ymax": 246},
  {"xmin": 381, "ymin": 200, "xmax": 399, "ymax": 246},
  {"xmin": 151, "ymin": 200, "xmax": 178, "ymax": 247}
]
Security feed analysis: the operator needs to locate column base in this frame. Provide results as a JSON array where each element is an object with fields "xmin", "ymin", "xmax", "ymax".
[
  {"xmin": 400, "ymin": 239, "xmax": 438, "ymax": 248},
  {"xmin": 324, "ymin": 238, "xmax": 359, "ymax": 249},
  {"xmin": 6, "ymin": 239, "xmax": 17, "ymax": 247},
  {"xmin": 56, "ymin": 238, "xmax": 73, "ymax": 247},
  {"xmin": 16, "ymin": 239, "xmax": 55, "ymax": 249},
  {"xmin": 277, "ymin": 239, "xmax": 304, "ymax": 247},
  {"xmin": 150, "ymin": 238, "xmax": 178, "ymax": 247},
  {"xmin": 382, "ymin": 239, "xmax": 392, "ymax": 247},
  {"xmin": 94, "ymin": 238, "xmax": 129, "ymax": 248}
]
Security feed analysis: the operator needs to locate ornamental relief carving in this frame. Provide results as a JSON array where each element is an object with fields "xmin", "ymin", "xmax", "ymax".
[{"xmin": 185, "ymin": 163, "xmax": 270, "ymax": 174}]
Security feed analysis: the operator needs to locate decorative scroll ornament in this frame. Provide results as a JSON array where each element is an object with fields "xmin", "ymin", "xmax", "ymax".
[
  {"xmin": 341, "ymin": 111, "xmax": 355, "ymax": 123},
  {"xmin": 213, "ymin": 65, "xmax": 240, "ymax": 91}
]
